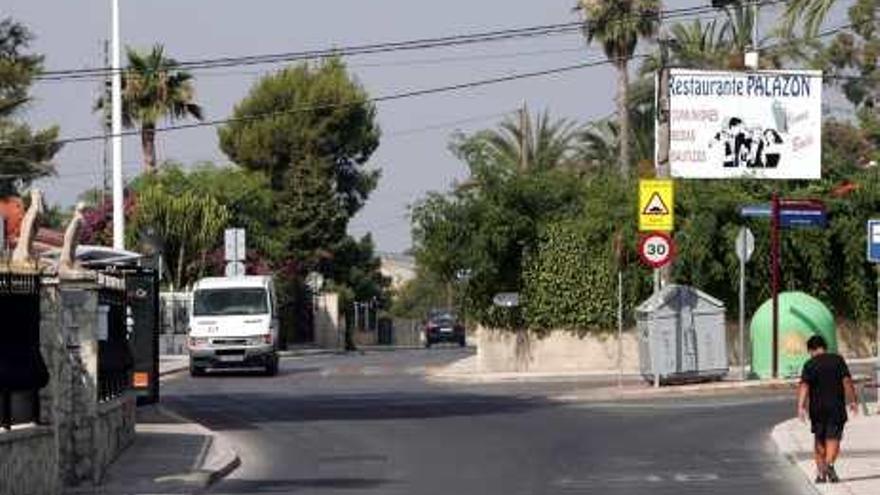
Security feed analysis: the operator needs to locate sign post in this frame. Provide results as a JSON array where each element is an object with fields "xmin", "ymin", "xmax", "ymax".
[
  {"xmin": 866, "ymin": 220, "xmax": 880, "ymax": 404},
  {"xmin": 639, "ymin": 180, "xmax": 674, "ymax": 294},
  {"xmin": 771, "ymin": 193, "xmax": 780, "ymax": 379},
  {"xmin": 735, "ymin": 227, "xmax": 755, "ymax": 381},
  {"xmin": 224, "ymin": 228, "xmax": 246, "ymax": 277}
]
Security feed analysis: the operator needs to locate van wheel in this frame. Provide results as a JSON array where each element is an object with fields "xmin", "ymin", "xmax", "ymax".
[
  {"xmin": 189, "ymin": 363, "xmax": 205, "ymax": 377},
  {"xmin": 265, "ymin": 356, "xmax": 279, "ymax": 376}
]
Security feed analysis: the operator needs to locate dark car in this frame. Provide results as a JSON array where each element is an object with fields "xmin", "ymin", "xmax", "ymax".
[{"xmin": 424, "ymin": 311, "xmax": 466, "ymax": 348}]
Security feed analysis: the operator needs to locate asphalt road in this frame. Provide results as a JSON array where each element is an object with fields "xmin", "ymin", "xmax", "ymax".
[{"xmin": 162, "ymin": 349, "xmax": 816, "ymax": 495}]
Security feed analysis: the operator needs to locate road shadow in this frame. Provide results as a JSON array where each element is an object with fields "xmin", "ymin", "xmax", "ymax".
[
  {"xmin": 192, "ymin": 367, "xmax": 323, "ymax": 378},
  {"xmin": 208, "ymin": 477, "xmax": 397, "ymax": 493},
  {"xmin": 843, "ymin": 474, "xmax": 880, "ymax": 483},
  {"xmin": 164, "ymin": 391, "xmax": 552, "ymax": 431}
]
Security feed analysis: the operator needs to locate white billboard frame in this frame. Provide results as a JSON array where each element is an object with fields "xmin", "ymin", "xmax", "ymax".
[{"xmin": 659, "ymin": 69, "xmax": 823, "ymax": 180}]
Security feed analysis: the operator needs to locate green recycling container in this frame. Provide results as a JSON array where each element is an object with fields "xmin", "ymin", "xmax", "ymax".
[{"xmin": 750, "ymin": 292, "xmax": 836, "ymax": 379}]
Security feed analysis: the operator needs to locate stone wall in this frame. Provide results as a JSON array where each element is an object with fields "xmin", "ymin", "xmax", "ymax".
[
  {"xmin": 92, "ymin": 396, "xmax": 136, "ymax": 483},
  {"xmin": 6, "ymin": 277, "xmax": 137, "ymax": 492},
  {"xmin": 476, "ymin": 327, "xmax": 640, "ymax": 374},
  {"xmin": 0, "ymin": 426, "xmax": 59, "ymax": 495}
]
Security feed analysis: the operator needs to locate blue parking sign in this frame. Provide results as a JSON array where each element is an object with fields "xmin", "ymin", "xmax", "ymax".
[{"xmin": 868, "ymin": 220, "xmax": 880, "ymax": 263}]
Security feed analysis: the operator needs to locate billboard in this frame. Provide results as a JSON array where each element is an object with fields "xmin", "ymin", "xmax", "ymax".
[{"xmin": 663, "ymin": 69, "xmax": 822, "ymax": 180}]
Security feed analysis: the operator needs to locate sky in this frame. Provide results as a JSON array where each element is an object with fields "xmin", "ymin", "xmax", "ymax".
[{"xmin": 4, "ymin": 0, "xmax": 851, "ymax": 254}]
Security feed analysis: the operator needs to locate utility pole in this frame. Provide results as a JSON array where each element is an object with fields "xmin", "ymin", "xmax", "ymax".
[
  {"xmin": 102, "ymin": 39, "xmax": 110, "ymax": 207},
  {"xmin": 519, "ymin": 101, "xmax": 528, "ymax": 172},
  {"xmin": 656, "ymin": 37, "xmax": 672, "ymax": 289},
  {"xmin": 110, "ymin": 0, "xmax": 124, "ymax": 250},
  {"xmin": 745, "ymin": 0, "xmax": 761, "ymax": 69}
]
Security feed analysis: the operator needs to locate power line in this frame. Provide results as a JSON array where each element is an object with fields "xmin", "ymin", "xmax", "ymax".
[
  {"xmin": 12, "ymin": 110, "xmax": 512, "ymax": 181},
  {"xmin": 34, "ymin": 2, "xmax": 779, "ymax": 82},
  {"xmin": 2, "ymin": 54, "xmax": 649, "ymax": 153},
  {"xmin": 5, "ymin": 19, "xmax": 869, "ymax": 155},
  {"xmin": 35, "ymin": 46, "xmax": 597, "ymax": 85}
]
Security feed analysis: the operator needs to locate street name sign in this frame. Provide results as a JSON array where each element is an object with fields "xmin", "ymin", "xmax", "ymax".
[
  {"xmin": 739, "ymin": 201, "xmax": 827, "ymax": 229},
  {"xmin": 492, "ymin": 292, "xmax": 520, "ymax": 308},
  {"xmin": 639, "ymin": 179, "xmax": 674, "ymax": 232}
]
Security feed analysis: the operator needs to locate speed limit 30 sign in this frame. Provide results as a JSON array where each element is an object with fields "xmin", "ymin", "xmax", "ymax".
[{"xmin": 638, "ymin": 232, "xmax": 676, "ymax": 268}]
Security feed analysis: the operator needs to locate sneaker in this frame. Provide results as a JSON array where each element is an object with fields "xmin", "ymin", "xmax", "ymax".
[
  {"xmin": 815, "ymin": 473, "xmax": 827, "ymax": 484},
  {"xmin": 827, "ymin": 465, "xmax": 840, "ymax": 483}
]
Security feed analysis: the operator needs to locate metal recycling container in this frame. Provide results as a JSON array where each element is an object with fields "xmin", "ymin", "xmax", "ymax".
[{"xmin": 636, "ymin": 285, "xmax": 728, "ymax": 385}]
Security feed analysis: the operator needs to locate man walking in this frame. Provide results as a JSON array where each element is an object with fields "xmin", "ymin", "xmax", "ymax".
[{"xmin": 797, "ymin": 335, "xmax": 859, "ymax": 483}]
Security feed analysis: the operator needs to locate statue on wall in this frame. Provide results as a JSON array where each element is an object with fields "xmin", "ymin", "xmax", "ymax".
[
  {"xmin": 10, "ymin": 189, "xmax": 44, "ymax": 268},
  {"xmin": 58, "ymin": 202, "xmax": 87, "ymax": 279}
]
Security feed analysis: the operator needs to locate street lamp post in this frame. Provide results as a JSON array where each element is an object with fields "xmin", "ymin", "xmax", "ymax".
[{"xmin": 110, "ymin": 0, "xmax": 125, "ymax": 250}]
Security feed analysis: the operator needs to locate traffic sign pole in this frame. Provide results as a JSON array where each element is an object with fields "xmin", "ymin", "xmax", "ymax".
[
  {"xmin": 740, "ymin": 244, "xmax": 746, "ymax": 380},
  {"xmin": 771, "ymin": 193, "xmax": 780, "ymax": 379},
  {"xmin": 736, "ymin": 227, "xmax": 755, "ymax": 381}
]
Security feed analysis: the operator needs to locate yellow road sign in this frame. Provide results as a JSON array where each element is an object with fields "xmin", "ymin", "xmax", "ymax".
[{"xmin": 639, "ymin": 179, "xmax": 674, "ymax": 232}]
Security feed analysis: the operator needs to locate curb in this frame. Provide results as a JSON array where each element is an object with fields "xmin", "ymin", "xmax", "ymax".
[
  {"xmin": 200, "ymin": 434, "xmax": 242, "ymax": 487},
  {"xmin": 550, "ymin": 381, "xmax": 800, "ymax": 403},
  {"xmin": 278, "ymin": 348, "xmax": 339, "ymax": 357},
  {"xmin": 157, "ymin": 406, "xmax": 241, "ymax": 490},
  {"xmin": 770, "ymin": 420, "xmax": 823, "ymax": 495}
]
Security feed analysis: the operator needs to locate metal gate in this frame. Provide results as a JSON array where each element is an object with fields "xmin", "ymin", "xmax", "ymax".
[{"xmin": 0, "ymin": 272, "xmax": 47, "ymax": 429}]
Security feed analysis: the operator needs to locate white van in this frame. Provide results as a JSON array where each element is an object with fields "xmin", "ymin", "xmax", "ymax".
[{"xmin": 188, "ymin": 276, "xmax": 280, "ymax": 376}]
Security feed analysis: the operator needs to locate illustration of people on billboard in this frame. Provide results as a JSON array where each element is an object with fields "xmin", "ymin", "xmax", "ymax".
[{"xmin": 712, "ymin": 117, "xmax": 784, "ymax": 169}]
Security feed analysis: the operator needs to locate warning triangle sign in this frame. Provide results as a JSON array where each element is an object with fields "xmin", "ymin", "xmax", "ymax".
[{"xmin": 643, "ymin": 193, "xmax": 670, "ymax": 216}]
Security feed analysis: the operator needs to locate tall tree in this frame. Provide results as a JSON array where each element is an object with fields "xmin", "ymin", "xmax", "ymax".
[
  {"xmin": 96, "ymin": 45, "xmax": 203, "ymax": 173},
  {"xmin": 469, "ymin": 108, "xmax": 578, "ymax": 172},
  {"xmin": 133, "ymin": 182, "xmax": 229, "ymax": 289},
  {"xmin": 578, "ymin": 0, "xmax": 660, "ymax": 177},
  {"xmin": 575, "ymin": 78, "xmax": 655, "ymax": 172},
  {"xmin": 783, "ymin": 0, "xmax": 838, "ymax": 37},
  {"xmin": 219, "ymin": 57, "xmax": 380, "ymax": 215},
  {"xmin": 0, "ymin": 18, "xmax": 61, "ymax": 197},
  {"xmin": 219, "ymin": 58, "xmax": 381, "ymax": 344}
]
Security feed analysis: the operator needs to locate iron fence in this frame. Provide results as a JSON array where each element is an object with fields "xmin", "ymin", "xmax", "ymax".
[
  {"xmin": 0, "ymin": 272, "xmax": 46, "ymax": 429},
  {"xmin": 97, "ymin": 285, "xmax": 132, "ymax": 402},
  {"xmin": 159, "ymin": 292, "xmax": 191, "ymax": 335}
]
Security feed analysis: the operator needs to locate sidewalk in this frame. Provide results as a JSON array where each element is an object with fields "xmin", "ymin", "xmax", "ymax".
[
  {"xmin": 772, "ymin": 407, "xmax": 880, "ymax": 495},
  {"xmin": 160, "ymin": 355, "xmax": 190, "ymax": 377},
  {"xmin": 64, "ymin": 406, "xmax": 239, "ymax": 495},
  {"xmin": 428, "ymin": 355, "xmax": 877, "ymax": 386}
]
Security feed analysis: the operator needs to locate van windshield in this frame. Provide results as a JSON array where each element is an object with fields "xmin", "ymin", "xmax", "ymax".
[{"xmin": 193, "ymin": 288, "xmax": 269, "ymax": 316}]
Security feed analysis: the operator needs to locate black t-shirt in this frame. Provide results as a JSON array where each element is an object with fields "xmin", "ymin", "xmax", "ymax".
[{"xmin": 801, "ymin": 353, "xmax": 851, "ymax": 422}]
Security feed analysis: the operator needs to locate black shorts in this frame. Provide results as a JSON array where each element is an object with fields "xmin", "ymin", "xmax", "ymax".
[{"xmin": 811, "ymin": 418, "xmax": 845, "ymax": 441}]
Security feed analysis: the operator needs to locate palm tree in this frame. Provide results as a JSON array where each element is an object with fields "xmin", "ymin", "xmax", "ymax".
[
  {"xmin": 640, "ymin": 18, "xmax": 728, "ymax": 74},
  {"xmin": 719, "ymin": 2, "xmax": 814, "ymax": 69},
  {"xmin": 783, "ymin": 0, "xmax": 837, "ymax": 37},
  {"xmin": 472, "ymin": 108, "xmax": 579, "ymax": 172},
  {"xmin": 576, "ymin": 78, "xmax": 655, "ymax": 172},
  {"xmin": 96, "ymin": 44, "xmax": 203, "ymax": 173},
  {"xmin": 578, "ymin": 0, "xmax": 660, "ymax": 177}
]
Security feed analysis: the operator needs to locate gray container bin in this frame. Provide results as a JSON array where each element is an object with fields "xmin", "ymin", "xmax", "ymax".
[{"xmin": 636, "ymin": 285, "xmax": 728, "ymax": 385}]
